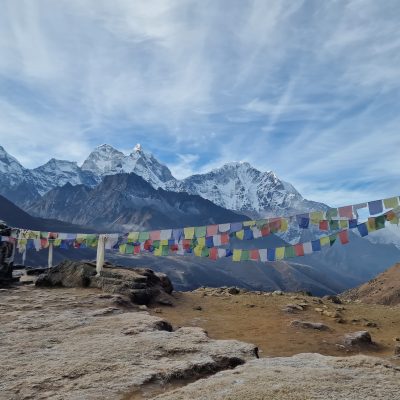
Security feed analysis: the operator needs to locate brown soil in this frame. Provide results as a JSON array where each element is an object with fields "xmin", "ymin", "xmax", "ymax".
[
  {"xmin": 150, "ymin": 288, "xmax": 400, "ymax": 360},
  {"xmin": 342, "ymin": 263, "xmax": 400, "ymax": 305}
]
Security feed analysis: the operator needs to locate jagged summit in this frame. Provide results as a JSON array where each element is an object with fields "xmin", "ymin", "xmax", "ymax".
[
  {"xmin": 0, "ymin": 143, "xmax": 325, "ymax": 217},
  {"xmin": 133, "ymin": 143, "xmax": 142, "ymax": 153}
]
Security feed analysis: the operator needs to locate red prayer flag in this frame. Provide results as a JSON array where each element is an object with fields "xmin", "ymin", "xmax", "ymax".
[
  {"xmin": 339, "ymin": 206, "xmax": 353, "ymax": 219},
  {"xmin": 261, "ymin": 225, "xmax": 271, "ymax": 236},
  {"xmin": 221, "ymin": 233, "xmax": 230, "ymax": 245},
  {"xmin": 209, "ymin": 247, "xmax": 218, "ymax": 260},
  {"xmin": 250, "ymin": 249, "xmax": 259, "ymax": 260},
  {"xmin": 339, "ymin": 230, "xmax": 349, "ymax": 244},
  {"xmin": 294, "ymin": 243, "xmax": 304, "ymax": 256},
  {"xmin": 206, "ymin": 225, "xmax": 218, "ymax": 236},
  {"xmin": 150, "ymin": 230, "xmax": 161, "ymax": 241},
  {"xmin": 134, "ymin": 245, "xmax": 140, "ymax": 254},
  {"xmin": 319, "ymin": 220, "xmax": 329, "ymax": 231}
]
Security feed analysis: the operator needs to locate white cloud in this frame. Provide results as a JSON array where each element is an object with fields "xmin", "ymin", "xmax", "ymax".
[{"xmin": 0, "ymin": 0, "xmax": 399, "ymax": 205}]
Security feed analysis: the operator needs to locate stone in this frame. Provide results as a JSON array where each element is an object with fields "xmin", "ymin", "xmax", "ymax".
[
  {"xmin": 394, "ymin": 345, "xmax": 400, "ymax": 356},
  {"xmin": 322, "ymin": 310, "xmax": 341, "ymax": 318},
  {"xmin": 323, "ymin": 295, "xmax": 342, "ymax": 304},
  {"xmin": 91, "ymin": 307, "xmax": 123, "ymax": 316},
  {"xmin": 290, "ymin": 320, "xmax": 331, "ymax": 331},
  {"xmin": 272, "ymin": 290, "xmax": 283, "ymax": 296},
  {"xmin": 364, "ymin": 322, "xmax": 378, "ymax": 328},
  {"xmin": 283, "ymin": 304, "xmax": 303, "ymax": 313},
  {"xmin": 343, "ymin": 331, "xmax": 373, "ymax": 347},
  {"xmin": 227, "ymin": 287, "xmax": 240, "ymax": 295},
  {"xmin": 0, "ymin": 285, "xmax": 256, "ymax": 400},
  {"xmin": 193, "ymin": 306, "xmax": 202, "ymax": 311},
  {"xmin": 154, "ymin": 354, "xmax": 400, "ymax": 400},
  {"xmin": 35, "ymin": 260, "xmax": 173, "ymax": 305}
]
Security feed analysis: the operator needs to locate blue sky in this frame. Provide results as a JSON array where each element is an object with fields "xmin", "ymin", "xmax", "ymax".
[{"xmin": 0, "ymin": 0, "xmax": 399, "ymax": 206}]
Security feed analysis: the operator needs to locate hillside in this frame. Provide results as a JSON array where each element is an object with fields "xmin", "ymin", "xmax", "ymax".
[
  {"xmin": 0, "ymin": 194, "xmax": 96, "ymax": 233},
  {"xmin": 342, "ymin": 263, "xmax": 400, "ymax": 305}
]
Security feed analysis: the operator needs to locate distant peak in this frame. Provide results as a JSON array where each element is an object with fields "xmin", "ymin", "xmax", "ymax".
[
  {"xmin": 134, "ymin": 143, "xmax": 142, "ymax": 153},
  {"xmin": 95, "ymin": 144, "xmax": 118, "ymax": 152}
]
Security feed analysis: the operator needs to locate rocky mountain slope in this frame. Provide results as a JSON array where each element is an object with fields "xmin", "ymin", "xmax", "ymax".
[
  {"xmin": 342, "ymin": 263, "xmax": 400, "ymax": 305},
  {"xmin": 0, "ymin": 194, "xmax": 96, "ymax": 233},
  {"xmin": 27, "ymin": 173, "xmax": 249, "ymax": 231}
]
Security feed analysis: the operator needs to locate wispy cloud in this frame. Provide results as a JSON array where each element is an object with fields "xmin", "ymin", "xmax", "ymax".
[{"xmin": 0, "ymin": 0, "xmax": 399, "ymax": 205}]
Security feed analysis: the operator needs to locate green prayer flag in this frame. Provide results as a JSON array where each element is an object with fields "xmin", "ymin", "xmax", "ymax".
[
  {"xmin": 375, "ymin": 215, "xmax": 386, "ymax": 230},
  {"xmin": 284, "ymin": 246, "xmax": 296, "ymax": 258},
  {"xmin": 329, "ymin": 220, "xmax": 339, "ymax": 231},
  {"xmin": 240, "ymin": 249, "xmax": 250, "ymax": 261},
  {"xmin": 201, "ymin": 247, "xmax": 210, "ymax": 257},
  {"xmin": 329, "ymin": 234, "xmax": 337, "ymax": 246},
  {"xmin": 138, "ymin": 231, "xmax": 150, "ymax": 241},
  {"xmin": 194, "ymin": 226, "xmax": 207, "ymax": 238},
  {"xmin": 326, "ymin": 208, "xmax": 338, "ymax": 220}
]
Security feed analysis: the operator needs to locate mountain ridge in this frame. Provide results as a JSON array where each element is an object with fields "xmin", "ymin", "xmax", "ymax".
[{"xmin": 0, "ymin": 143, "xmax": 326, "ymax": 218}]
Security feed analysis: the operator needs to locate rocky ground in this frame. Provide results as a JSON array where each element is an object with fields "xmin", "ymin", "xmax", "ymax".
[
  {"xmin": 342, "ymin": 262, "xmax": 400, "ymax": 305},
  {"xmin": 154, "ymin": 287, "xmax": 400, "ymax": 359},
  {"xmin": 0, "ymin": 285, "xmax": 257, "ymax": 400},
  {"xmin": 153, "ymin": 353, "xmax": 400, "ymax": 400},
  {"xmin": 2, "ymin": 262, "xmax": 400, "ymax": 399}
]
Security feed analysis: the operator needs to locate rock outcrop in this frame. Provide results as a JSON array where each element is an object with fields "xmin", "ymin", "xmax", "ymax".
[
  {"xmin": 154, "ymin": 353, "xmax": 400, "ymax": 400},
  {"xmin": 0, "ymin": 285, "xmax": 257, "ymax": 400},
  {"xmin": 36, "ymin": 260, "xmax": 173, "ymax": 305}
]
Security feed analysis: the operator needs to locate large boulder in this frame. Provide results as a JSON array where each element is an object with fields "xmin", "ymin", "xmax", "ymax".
[
  {"xmin": 343, "ymin": 331, "xmax": 373, "ymax": 347},
  {"xmin": 36, "ymin": 260, "xmax": 174, "ymax": 305}
]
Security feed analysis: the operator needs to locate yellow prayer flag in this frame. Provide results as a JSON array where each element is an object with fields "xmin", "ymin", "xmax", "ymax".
[
  {"xmin": 197, "ymin": 237, "xmax": 206, "ymax": 247},
  {"xmin": 383, "ymin": 197, "xmax": 399, "ymax": 209},
  {"xmin": 280, "ymin": 218, "xmax": 288, "ymax": 232},
  {"xmin": 310, "ymin": 211, "xmax": 324, "ymax": 225},
  {"xmin": 367, "ymin": 218, "xmax": 376, "ymax": 232},
  {"xmin": 236, "ymin": 230, "xmax": 245, "ymax": 240},
  {"xmin": 275, "ymin": 247, "xmax": 285, "ymax": 260},
  {"xmin": 232, "ymin": 249, "xmax": 242, "ymax": 262},
  {"xmin": 243, "ymin": 220, "xmax": 256, "ymax": 227},
  {"xmin": 194, "ymin": 246, "xmax": 203, "ymax": 257},
  {"xmin": 154, "ymin": 247, "xmax": 162, "ymax": 256},
  {"xmin": 184, "ymin": 227, "xmax": 195, "ymax": 239},
  {"xmin": 160, "ymin": 239, "xmax": 168, "ymax": 246},
  {"xmin": 128, "ymin": 232, "xmax": 139, "ymax": 242},
  {"xmin": 320, "ymin": 236, "xmax": 330, "ymax": 246},
  {"xmin": 339, "ymin": 220, "xmax": 348, "ymax": 229}
]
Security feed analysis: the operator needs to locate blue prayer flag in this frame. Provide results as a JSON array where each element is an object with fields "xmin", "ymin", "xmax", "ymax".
[
  {"xmin": 267, "ymin": 248, "xmax": 276, "ymax": 261},
  {"xmin": 368, "ymin": 200, "xmax": 383, "ymax": 215},
  {"xmin": 311, "ymin": 239, "xmax": 321, "ymax": 252},
  {"xmin": 243, "ymin": 229, "xmax": 254, "ymax": 240},
  {"xmin": 357, "ymin": 223, "xmax": 368, "ymax": 237}
]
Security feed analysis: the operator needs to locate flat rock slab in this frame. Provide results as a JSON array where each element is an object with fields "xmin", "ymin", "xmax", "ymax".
[
  {"xmin": 155, "ymin": 353, "xmax": 400, "ymax": 400},
  {"xmin": 0, "ymin": 286, "xmax": 256, "ymax": 400}
]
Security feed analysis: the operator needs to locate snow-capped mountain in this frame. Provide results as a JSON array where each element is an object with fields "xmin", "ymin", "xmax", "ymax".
[
  {"xmin": 81, "ymin": 143, "xmax": 176, "ymax": 189},
  {"xmin": 0, "ymin": 146, "xmax": 40, "ymax": 206},
  {"xmin": 0, "ymin": 143, "xmax": 324, "ymax": 218},
  {"xmin": 32, "ymin": 159, "xmax": 98, "ymax": 195},
  {"xmin": 168, "ymin": 162, "xmax": 326, "ymax": 218}
]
